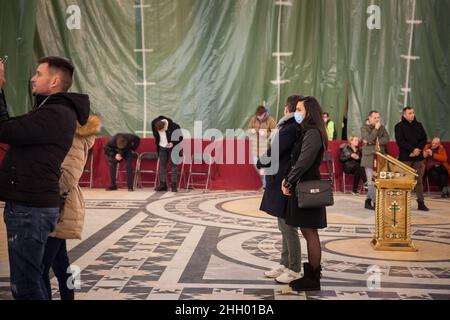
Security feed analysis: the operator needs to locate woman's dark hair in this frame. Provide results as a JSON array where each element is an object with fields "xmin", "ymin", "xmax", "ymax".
[
  {"xmin": 286, "ymin": 95, "xmax": 303, "ymax": 113},
  {"xmin": 300, "ymin": 96, "xmax": 328, "ymax": 149}
]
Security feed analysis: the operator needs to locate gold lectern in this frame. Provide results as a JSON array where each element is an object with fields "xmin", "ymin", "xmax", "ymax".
[{"xmin": 371, "ymin": 152, "xmax": 419, "ymax": 251}]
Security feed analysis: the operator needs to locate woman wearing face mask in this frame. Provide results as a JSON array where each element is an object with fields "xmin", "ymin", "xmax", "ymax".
[
  {"xmin": 247, "ymin": 105, "xmax": 276, "ymax": 190},
  {"xmin": 281, "ymin": 96, "xmax": 328, "ymax": 292}
]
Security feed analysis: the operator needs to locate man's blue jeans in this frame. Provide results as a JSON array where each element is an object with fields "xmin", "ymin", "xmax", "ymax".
[{"xmin": 3, "ymin": 201, "xmax": 59, "ymax": 300}]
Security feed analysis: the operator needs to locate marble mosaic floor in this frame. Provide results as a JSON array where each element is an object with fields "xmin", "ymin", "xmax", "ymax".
[{"xmin": 1, "ymin": 189, "xmax": 450, "ymax": 300}]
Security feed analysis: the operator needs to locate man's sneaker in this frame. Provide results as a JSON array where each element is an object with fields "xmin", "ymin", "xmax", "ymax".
[
  {"xmin": 275, "ymin": 269, "xmax": 301, "ymax": 284},
  {"xmin": 264, "ymin": 265, "xmax": 286, "ymax": 279},
  {"xmin": 106, "ymin": 186, "xmax": 117, "ymax": 191},
  {"xmin": 351, "ymin": 191, "xmax": 360, "ymax": 195}
]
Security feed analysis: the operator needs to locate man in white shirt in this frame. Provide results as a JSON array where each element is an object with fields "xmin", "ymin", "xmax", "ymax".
[{"xmin": 151, "ymin": 116, "xmax": 183, "ymax": 192}]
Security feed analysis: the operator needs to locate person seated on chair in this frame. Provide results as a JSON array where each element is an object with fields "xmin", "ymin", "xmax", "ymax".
[
  {"xmin": 423, "ymin": 137, "xmax": 450, "ymax": 198},
  {"xmin": 339, "ymin": 135, "xmax": 367, "ymax": 195},
  {"xmin": 104, "ymin": 133, "xmax": 140, "ymax": 191},
  {"xmin": 151, "ymin": 116, "xmax": 183, "ymax": 192}
]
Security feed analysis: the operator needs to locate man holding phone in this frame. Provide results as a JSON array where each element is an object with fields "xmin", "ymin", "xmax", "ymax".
[{"xmin": 0, "ymin": 56, "xmax": 90, "ymax": 299}]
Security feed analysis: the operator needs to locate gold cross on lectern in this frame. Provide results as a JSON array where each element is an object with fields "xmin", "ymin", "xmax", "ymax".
[{"xmin": 388, "ymin": 202, "xmax": 401, "ymax": 228}]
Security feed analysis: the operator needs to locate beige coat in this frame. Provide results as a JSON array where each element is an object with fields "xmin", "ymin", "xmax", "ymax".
[
  {"xmin": 247, "ymin": 115, "xmax": 276, "ymax": 158},
  {"xmin": 50, "ymin": 115, "xmax": 102, "ymax": 240}
]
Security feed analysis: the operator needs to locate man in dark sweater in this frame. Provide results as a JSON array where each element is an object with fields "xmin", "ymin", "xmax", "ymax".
[
  {"xmin": 0, "ymin": 57, "xmax": 90, "ymax": 299},
  {"xmin": 104, "ymin": 133, "xmax": 141, "ymax": 191},
  {"xmin": 395, "ymin": 106, "xmax": 429, "ymax": 211}
]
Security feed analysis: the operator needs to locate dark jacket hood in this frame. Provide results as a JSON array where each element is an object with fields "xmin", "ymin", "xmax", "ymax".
[
  {"xmin": 401, "ymin": 116, "xmax": 418, "ymax": 125},
  {"xmin": 35, "ymin": 93, "xmax": 90, "ymax": 126}
]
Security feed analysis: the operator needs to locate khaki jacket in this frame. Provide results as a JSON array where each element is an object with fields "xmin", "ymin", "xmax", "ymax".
[
  {"xmin": 360, "ymin": 123, "xmax": 389, "ymax": 168},
  {"xmin": 50, "ymin": 115, "xmax": 102, "ymax": 240},
  {"xmin": 247, "ymin": 115, "xmax": 276, "ymax": 157}
]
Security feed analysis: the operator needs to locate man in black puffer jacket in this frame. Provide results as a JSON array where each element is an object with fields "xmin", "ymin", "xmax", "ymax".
[{"xmin": 0, "ymin": 57, "xmax": 89, "ymax": 300}]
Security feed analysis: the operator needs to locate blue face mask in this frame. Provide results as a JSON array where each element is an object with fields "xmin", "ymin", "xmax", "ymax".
[{"xmin": 294, "ymin": 112, "xmax": 304, "ymax": 124}]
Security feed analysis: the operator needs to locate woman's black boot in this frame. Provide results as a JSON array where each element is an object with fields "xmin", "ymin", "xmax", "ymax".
[{"xmin": 289, "ymin": 263, "xmax": 322, "ymax": 292}]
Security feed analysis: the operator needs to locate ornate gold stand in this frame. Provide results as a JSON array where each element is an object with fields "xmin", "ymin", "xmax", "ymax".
[{"xmin": 371, "ymin": 153, "xmax": 418, "ymax": 252}]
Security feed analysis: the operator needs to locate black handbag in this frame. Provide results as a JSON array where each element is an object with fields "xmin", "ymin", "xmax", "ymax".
[
  {"xmin": 296, "ymin": 179, "xmax": 334, "ymax": 208},
  {"xmin": 296, "ymin": 143, "xmax": 334, "ymax": 209}
]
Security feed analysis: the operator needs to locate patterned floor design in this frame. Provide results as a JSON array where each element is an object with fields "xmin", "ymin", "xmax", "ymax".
[{"xmin": 1, "ymin": 190, "xmax": 449, "ymax": 300}]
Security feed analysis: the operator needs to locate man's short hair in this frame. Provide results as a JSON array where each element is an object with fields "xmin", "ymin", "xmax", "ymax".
[
  {"xmin": 368, "ymin": 110, "xmax": 379, "ymax": 117},
  {"xmin": 155, "ymin": 120, "xmax": 166, "ymax": 131},
  {"xmin": 403, "ymin": 106, "xmax": 414, "ymax": 113},
  {"xmin": 323, "ymin": 112, "xmax": 330, "ymax": 117},
  {"xmin": 38, "ymin": 56, "xmax": 75, "ymax": 92},
  {"xmin": 116, "ymin": 136, "xmax": 127, "ymax": 149},
  {"xmin": 286, "ymin": 95, "xmax": 303, "ymax": 113}
]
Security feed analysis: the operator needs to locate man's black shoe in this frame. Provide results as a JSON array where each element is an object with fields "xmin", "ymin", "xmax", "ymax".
[
  {"xmin": 106, "ymin": 186, "xmax": 117, "ymax": 191},
  {"xmin": 155, "ymin": 185, "xmax": 167, "ymax": 192},
  {"xmin": 417, "ymin": 200, "xmax": 429, "ymax": 212},
  {"xmin": 171, "ymin": 185, "xmax": 178, "ymax": 193},
  {"xmin": 365, "ymin": 199, "xmax": 375, "ymax": 210}
]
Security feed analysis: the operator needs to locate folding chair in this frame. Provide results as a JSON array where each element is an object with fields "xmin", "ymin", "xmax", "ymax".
[
  {"xmin": 186, "ymin": 154, "xmax": 213, "ymax": 192},
  {"xmin": 134, "ymin": 152, "xmax": 159, "ymax": 189},
  {"xmin": 425, "ymin": 175, "xmax": 431, "ymax": 196},
  {"xmin": 321, "ymin": 152, "xmax": 337, "ymax": 192},
  {"xmin": 79, "ymin": 149, "xmax": 94, "ymax": 188}
]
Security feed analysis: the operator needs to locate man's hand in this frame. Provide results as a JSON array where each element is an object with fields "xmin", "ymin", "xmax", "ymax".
[
  {"xmin": 115, "ymin": 154, "xmax": 123, "ymax": 161},
  {"xmin": 351, "ymin": 153, "xmax": 359, "ymax": 160},
  {"xmin": 281, "ymin": 179, "xmax": 292, "ymax": 196},
  {"xmin": 0, "ymin": 61, "xmax": 5, "ymax": 89},
  {"xmin": 167, "ymin": 143, "xmax": 174, "ymax": 149},
  {"xmin": 423, "ymin": 149, "xmax": 432, "ymax": 158},
  {"xmin": 409, "ymin": 148, "xmax": 421, "ymax": 157},
  {"xmin": 375, "ymin": 122, "xmax": 381, "ymax": 130}
]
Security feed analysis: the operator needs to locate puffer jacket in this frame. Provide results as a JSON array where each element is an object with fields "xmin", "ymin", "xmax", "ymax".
[
  {"xmin": 0, "ymin": 92, "xmax": 90, "ymax": 207},
  {"xmin": 50, "ymin": 115, "xmax": 102, "ymax": 240}
]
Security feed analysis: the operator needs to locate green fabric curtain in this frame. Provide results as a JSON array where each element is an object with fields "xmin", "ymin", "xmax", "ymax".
[
  {"xmin": 0, "ymin": 0, "xmax": 37, "ymax": 115},
  {"xmin": 1, "ymin": 0, "xmax": 448, "ymax": 139}
]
